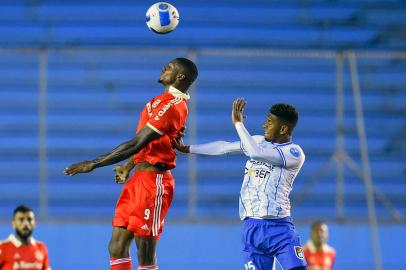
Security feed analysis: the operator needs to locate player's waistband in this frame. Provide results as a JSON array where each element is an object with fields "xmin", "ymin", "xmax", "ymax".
[
  {"xmin": 244, "ymin": 216, "xmax": 293, "ymax": 225},
  {"xmin": 135, "ymin": 162, "xmax": 171, "ymax": 173}
]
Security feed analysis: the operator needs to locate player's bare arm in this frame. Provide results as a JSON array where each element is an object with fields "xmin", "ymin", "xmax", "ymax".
[
  {"xmin": 113, "ymin": 158, "xmax": 135, "ymax": 184},
  {"xmin": 173, "ymin": 136, "xmax": 190, "ymax": 153},
  {"xmin": 64, "ymin": 125, "xmax": 161, "ymax": 176}
]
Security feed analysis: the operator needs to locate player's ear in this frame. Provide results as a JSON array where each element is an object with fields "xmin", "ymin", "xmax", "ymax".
[
  {"xmin": 280, "ymin": 125, "xmax": 289, "ymax": 135},
  {"xmin": 11, "ymin": 219, "xmax": 16, "ymax": 229},
  {"xmin": 176, "ymin": 73, "xmax": 186, "ymax": 81}
]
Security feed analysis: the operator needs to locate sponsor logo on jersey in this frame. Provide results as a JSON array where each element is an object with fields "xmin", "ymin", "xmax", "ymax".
[
  {"xmin": 290, "ymin": 147, "xmax": 301, "ymax": 157},
  {"xmin": 294, "ymin": 246, "xmax": 304, "ymax": 259},
  {"xmin": 141, "ymin": 224, "xmax": 149, "ymax": 230},
  {"xmin": 154, "ymin": 97, "xmax": 182, "ymax": 121},
  {"xmin": 13, "ymin": 261, "xmax": 43, "ymax": 269},
  {"xmin": 146, "ymin": 102, "xmax": 152, "ymax": 117},
  {"xmin": 249, "ymin": 160, "xmax": 273, "ymax": 170},
  {"xmin": 14, "ymin": 253, "xmax": 21, "ymax": 259}
]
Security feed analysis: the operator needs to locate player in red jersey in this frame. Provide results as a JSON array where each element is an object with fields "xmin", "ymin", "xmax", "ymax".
[
  {"xmin": 303, "ymin": 221, "xmax": 336, "ymax": 270},
  {"xmin": 0, "ymin": 205, "xmax": 51, "ymax": 270},
  {"xmin": 64, "ymin": 58, "xmax": 198, "ymax": 270}
]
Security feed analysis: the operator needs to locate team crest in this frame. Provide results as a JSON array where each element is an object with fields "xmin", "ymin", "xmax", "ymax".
[
  {"xmin": 294, "ymin": 246, "xmax": 304, "ymax": 259},
  {"xmin": 290, "ymin": 147, "xmax": 301, "ymax": 157},
  {"xmin": 35, "ymin": 250, "xmax": 44, "ymax": 260}
]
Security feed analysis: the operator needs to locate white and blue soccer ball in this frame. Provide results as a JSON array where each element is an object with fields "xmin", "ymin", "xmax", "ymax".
[{"xmin": 146, "ymin": 2, "xmax": 179, "ymax": 34}]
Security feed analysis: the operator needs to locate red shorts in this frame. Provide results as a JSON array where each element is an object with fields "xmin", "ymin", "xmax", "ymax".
[{"xmin": 112, "ymin": 170, "xmax": 174, "ymax": 239}]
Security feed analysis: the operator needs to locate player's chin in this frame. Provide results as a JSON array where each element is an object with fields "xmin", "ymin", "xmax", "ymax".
[{"xmin": 19, "ymin": 230, "xmax": 32, "ymax": 237}]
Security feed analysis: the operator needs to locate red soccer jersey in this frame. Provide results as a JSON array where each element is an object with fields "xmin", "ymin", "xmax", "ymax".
[
  {"xmin": 0, "ymin": 234, "xmax": 51, "ymax": 270},
  {"xmin": 134, "ymin": 89, "xmax": 188, "ymax": 169},
  {"xmin": 303, "ymin": 241, "xmax": 336, "ymax": 270}
]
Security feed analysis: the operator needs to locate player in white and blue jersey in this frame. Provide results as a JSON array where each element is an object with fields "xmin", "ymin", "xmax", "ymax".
[{"xmin": 175, "ymin": 98, "xmax": 307, "ymax": 270}]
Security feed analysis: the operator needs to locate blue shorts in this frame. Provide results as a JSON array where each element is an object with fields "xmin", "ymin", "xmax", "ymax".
[{"xmin": 242, "ymin": 217, "xmax": 307, "ymax": 270}]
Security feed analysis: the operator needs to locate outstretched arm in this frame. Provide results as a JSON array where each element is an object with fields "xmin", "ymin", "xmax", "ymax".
[
  {"xmin": 174, "ymin": 137, "xmax": 243, "ymax": 156},
  {"xmin": 232, "ymin": 98, "xmax": 284, "ymax": 166},
  {"xmin": 64, "ymin": 125, "xmax": 160, "ymax": 176}
]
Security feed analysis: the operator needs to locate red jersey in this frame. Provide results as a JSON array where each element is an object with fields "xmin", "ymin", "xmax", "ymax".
[
  {"xmin": 134, "ymin": 88, "xmax": 188, "ymax": 169},
  {"xmin": 303, "ymin": 241, "xmax": 336, "ymax": 270},
  {"xmin": 0, "ymin": 234, "xmax": 51, "ymax": 270}
]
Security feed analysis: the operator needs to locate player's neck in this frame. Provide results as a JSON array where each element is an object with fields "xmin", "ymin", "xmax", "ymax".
[
  {"xmin": 15, "ymin": 233, "xmax": 31, "ymax": 245},
  {"xmin": 272, "ymin": 135, "xmax": 291, "ymax": 144},
  {"xmin": 164, "ymin": 83, "xmax": 188, "ymax": 93},
  {"xmin": 312, "ymin": 240, "xmax": 324, "ymax": 251}
]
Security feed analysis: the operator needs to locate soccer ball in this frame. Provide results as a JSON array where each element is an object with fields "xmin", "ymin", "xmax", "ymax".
[{"xmin": 146, "ymin": 2, "xmax": 180, "ymax": 34}]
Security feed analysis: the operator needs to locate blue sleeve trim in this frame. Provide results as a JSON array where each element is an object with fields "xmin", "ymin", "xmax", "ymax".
[
  {"xmin": 275, "ymin": 147, "xmax": 286, "ymax": 167},
  {"xmin": 240, "ymin": 141, "xmax": 246, "ymax": 152}
]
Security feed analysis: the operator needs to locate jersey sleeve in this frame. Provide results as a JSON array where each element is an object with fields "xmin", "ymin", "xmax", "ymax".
[
  {"xmin": 146, "ymin": 98, "xmax": 182, "ymax": 135},
  {"xmin": 279, "ymin": 145, "xmax": 305, "ymax": 168},
  {"xmin": 190, "ymin": 141, "xmax": 243, "ymax": 155},
  {"xmin": 42, "ymin": 244, "xmax": 51, "ymax": 270},
  {"xmin": 235, "ymin": 122, "xmax": 284, "ymax": 166},
  {"xmin": 0, "ymin": 244, "xmax": 4, "ymax": 266}
]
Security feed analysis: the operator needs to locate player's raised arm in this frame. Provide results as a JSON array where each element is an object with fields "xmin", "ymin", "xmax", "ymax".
[
  {"xmin": 64, "ymin": 125, "xmax": 161, "ymax": 176},
  {"xmin": 232, "ymin": 98, "xmax": 285, "ymax": 166}
]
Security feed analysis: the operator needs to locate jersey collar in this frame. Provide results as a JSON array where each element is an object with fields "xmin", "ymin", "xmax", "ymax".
[
  {"xmin": 8, "ymin": 234, "xmax": 36, "ymax": 247},
  {"xmin": 272, "ymin": 141, "xmax": 293, "ymax": 146},
  {"xmin": 168, "ymin": 86, "xmax": 190, "ymax": 100}
]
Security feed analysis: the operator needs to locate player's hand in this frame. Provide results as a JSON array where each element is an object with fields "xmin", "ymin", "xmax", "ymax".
[
  {"xmin": 113, "ymin": 165, "xmax": 130, "ymax": 184},
  {"xmin": 64, "ymin": 161, "xmax": 95, "ymax": 176},
  {"xmin": 232, "ymin": 98, "xmax": 247, "ymax": 124}
]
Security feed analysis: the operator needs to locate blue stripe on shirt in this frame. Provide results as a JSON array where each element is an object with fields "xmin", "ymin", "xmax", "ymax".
[{"xmin": 275, "ymin": 147, "xmax": 286, "ymax": 167}]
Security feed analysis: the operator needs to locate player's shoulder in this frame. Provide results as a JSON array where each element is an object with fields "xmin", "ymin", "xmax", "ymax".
[
  {"xmin": 280, "ymin": 142, "xmax": 305, "ymax": 160},
  {"xmin": 324, "ymin": 243, "xmax": 336, "ymax": 254},
  {"xmin": 33, "ymin": 238, "xmax": 46, "ymax": 247},
  {"xmin": 154, "ymin": 93, "xmax": 185, "ymax": 109},
  {"xmin": 0, "ymin": 235, "xmax": 12, "ymax": 246},
  {"xmin": 303, "ymin": 240, "xmax": 316, "ymax": 253}
]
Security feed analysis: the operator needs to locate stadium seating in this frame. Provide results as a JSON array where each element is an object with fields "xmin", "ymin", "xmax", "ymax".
[{"xmin": 0, "ymin": 0, "xmax": 405, "ymax": 222}]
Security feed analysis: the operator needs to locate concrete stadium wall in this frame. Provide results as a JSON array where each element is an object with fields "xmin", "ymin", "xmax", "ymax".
[{"xmin": 0, "ymin": 223, "xmax": 404, "ymax": 269}]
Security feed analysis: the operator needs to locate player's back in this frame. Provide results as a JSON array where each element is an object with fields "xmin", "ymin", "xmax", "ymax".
[{"xmin": 134, "ymin": 90, "xmax": 188, "ymax": 170}]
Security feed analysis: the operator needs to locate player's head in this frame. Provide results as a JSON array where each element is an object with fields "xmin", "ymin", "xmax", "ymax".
[
  {"xmin": 310, "ymin": 220, "xmax": 329, "ymax": 247},
  {"xmin": 263, "ymin": 103, "xmax": 298, "ymax": 142},
  {"xmin": 12, "ymin": 205, "xmax": 36, "ymax": 240},
  {"xmin": 158, "ymin": 58, "xmax": 198, "ymax": 92}
]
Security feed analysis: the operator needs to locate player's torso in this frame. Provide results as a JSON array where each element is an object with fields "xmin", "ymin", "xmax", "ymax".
[
  {"xmin": 134, "ymin": 93, "xmax": 188, "ymax": 168},
  {"xmin": 0, "ymin": 243, "xmax": 46, "ymax": 270},
  {"xmin": 239, "ymin": 139, "xmax": 303, "ymax": 219},
  {"xmin": 305, "ymin": 251, "xmax": 335, "ymax": 270}
]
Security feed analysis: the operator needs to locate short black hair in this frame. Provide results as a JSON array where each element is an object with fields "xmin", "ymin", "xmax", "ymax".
[
  {"xmin": 13, "ymin": 205, "xmax": 33, "ymax": 217},
  {"xmin": 311, "ymin": 220, "xmax": 326, "ymax": 230},
  {"xmin": 173, "ymin": 58, "xmax": 198, "ymax": 84},
  {"xmin": 270, "ymin": 103, "xmax": 299, "ymax": 128}
]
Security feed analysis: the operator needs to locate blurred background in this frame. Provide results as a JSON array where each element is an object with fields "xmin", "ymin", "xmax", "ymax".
[{"xmin": 0, "ymin": 0, "xmax": 405, "ymax": 269}]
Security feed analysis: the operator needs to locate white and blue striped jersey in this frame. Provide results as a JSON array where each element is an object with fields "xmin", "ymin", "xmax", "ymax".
[{"xmin": 189, "ymin": 122, "xmax": 305, "ymax": 220}]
